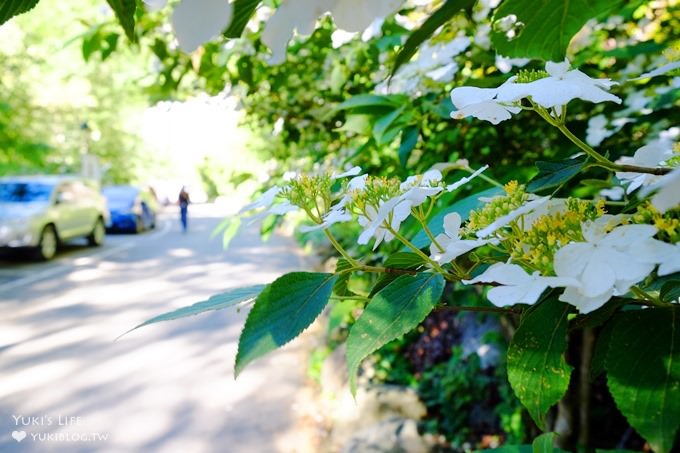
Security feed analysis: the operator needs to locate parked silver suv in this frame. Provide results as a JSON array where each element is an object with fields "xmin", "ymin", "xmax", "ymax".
[{"xmin": 0, "ymin": 175, "xmax": 109, "ymax": 260}]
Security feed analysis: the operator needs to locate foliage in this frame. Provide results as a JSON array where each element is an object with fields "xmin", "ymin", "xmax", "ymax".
[{"xmin": 39, "ymin": 0, "xmax": 679, "ymax": 451}]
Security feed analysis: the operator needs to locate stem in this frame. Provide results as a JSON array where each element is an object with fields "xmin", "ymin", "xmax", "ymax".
[
  {"xmin": 324, "ymin": 229, "xmax": 359, "ymax": 268},
  {"xmin": 416, "ymin": 207, "xmax": 444, "ymax": 253},
  {"xmin": 630, "ymin": 286, "xmax": 667, "ymax": 307},
  {"xmin": 359, "ymin": 264, "xmax": 417, "ymax": 276},
  {"xmin": 386, "ymin": 225, "xmax": 450, "ymax": 277},
  {"xmin": 534, "ymin": 107, "xmax": 671, "ymax": 176}
]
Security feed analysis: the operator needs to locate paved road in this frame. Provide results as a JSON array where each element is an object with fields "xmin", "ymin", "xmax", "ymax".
[{"xmin": 0, "ymin": 204, "xmax": 316, "ymax": 452}]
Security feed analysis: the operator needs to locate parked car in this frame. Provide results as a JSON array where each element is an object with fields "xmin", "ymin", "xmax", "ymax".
[
  {"xmin": 102, "ymin": 185, "xmax": 158, "ymax": 233},
  {"xmin": 0, "ymin": 175, "xmax": 109, "ymax": 260}
]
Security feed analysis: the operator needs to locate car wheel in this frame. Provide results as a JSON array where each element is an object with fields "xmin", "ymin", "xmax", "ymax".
[
  {"xmin": 35, "ymin": 225, "xmax": 58, "ymax": 261},
  {"xmin": 88, "ymin": 218, "xmax": 106, "ymax": 246}
]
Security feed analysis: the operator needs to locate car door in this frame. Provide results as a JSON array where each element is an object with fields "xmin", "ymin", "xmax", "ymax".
[
  {"xmin": 69, "ymin": 181, "xmax": 98, "ymax": 236},
  {"xmin": 52, "ymin": 182, "xmax": 80, "ymax": 239}
]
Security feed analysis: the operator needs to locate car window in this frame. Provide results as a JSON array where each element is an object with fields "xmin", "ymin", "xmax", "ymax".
[{"xmin": 0, "ymin": 182, "xmax": 54, "ymax": 202}]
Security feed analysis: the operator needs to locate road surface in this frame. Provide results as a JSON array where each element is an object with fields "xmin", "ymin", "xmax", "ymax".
[{"xmin": 0, "ymin": 204, "xmax": 317, "ymax": 452}]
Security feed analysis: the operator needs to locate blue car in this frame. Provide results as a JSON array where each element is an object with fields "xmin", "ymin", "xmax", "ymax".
[{"xmin": 102, "ymin": 185, "xmax": 158, "ymax": 233}]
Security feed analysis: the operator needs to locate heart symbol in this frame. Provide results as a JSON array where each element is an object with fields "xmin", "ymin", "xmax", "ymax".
[{"xmin": 12, "ymin": 430, "xmax": 26, "ymax": 442}]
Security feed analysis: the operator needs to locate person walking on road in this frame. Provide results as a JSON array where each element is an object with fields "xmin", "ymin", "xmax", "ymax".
[{"xmin": 178, "ymin": 187, "xmax": 190, "ymax": 232}]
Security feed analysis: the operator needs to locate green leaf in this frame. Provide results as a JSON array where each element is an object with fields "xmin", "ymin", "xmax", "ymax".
[
  {"xmin": 411, "ymin": 187, "xmax": 504, "ymax": 249},
  {"xmin": 373, "ymin": 106, "xmax": 406, "ymax": 145},
  {"xmin": 106, "ymin": 0, "xmax": 136, "ymax": 41},
  {"xmin": 527, "ymin": 157, "xmax": 586, "ymax": 193},
  {"xmin": 370, "ymin": 252, "xmax": 425, "ymax": 297},
  {"xmin": 391, "ymin": 0, "xmax": 475, "ymax": 77},
  {"xmin": 399, "ymin": 125, "xmax": 419, "ymax": 167},
  {"xmin": 0, "ymin": 0, "xmax": 40, "ymax": 26},
  {"xmin": 346, "ymin": 273, "xmax": 445, "ymax": 394},
  {"xmin": 490, "ymin": 0, "xmax": 627, "ymax": 61},
  {"xmin": 660, "ymin": 280, "xmax": 680, "ymax": 303},
  {"xmin": 121, "ymin": 284, "xmax": 266, "ymax": 337},
  {"xmin": 532, "ymin": 432, "xmax": 559, "ymax": 453},
  {"xmin": 507, "ymin": 298, "xmax": 573, "ymax": 429},
  {"xmin": 333, "ymin": 258, "xmax": 355, "ymax": 297},
  {"xmin": 235, "ymin": 272, "xmax": 337, "ymax": 376},
  {"xmin": 336, "ymin": 94, "xmax": 404, "ymax": 111},
  {"xmin": 224, "ymin": 0, "xmax": 260, "ymax": 38},
  {"xmin": 606, "ymin": 308, "xmax": 680, "ymax": 453}
]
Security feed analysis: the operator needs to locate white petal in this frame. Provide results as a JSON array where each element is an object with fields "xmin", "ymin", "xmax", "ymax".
[
  {"xmin": 554, "ymin": 242, "xmax": 593, "ymax": 278},
  {"xmin": 464, "ymin": 263, "xmax": 530, "ymax": 286},
  {"xmin": 632, "ymin": 61, "xmax": 680, "ymax": 80},
  {"xmin": 450, "ymin": 86, "xmax": 497, "ymax": 109},
  {"xmin": 559, "ymin": 286, "xmax": 612, "ymax": 314},
  {"xmin": 239, "ymin": 186, "xmax": 281, "ymax": 214},
  {"xmin": 172, "ymin": 0, "xmax": 233, "ymax": 53},
  {"xmin": 332, "ymin": 166, "xmax": 362, "ymax": 179},
  {"xmin": 475, "ymin": 197, "xmax": 549, "ymax": 238},
  {"xmin": 442, "ymin": 212, "xmax": 462, "ymax": 238},
  {"xmin": 601, "ymin": 224, "xmax": 657, "ymax": 249},
  {"xmin": 487, "ymin": 285, "xmax": 528, "ymax": 307},
  {"xmin": 446, "ymin": 165, "xmax": 489, "ymax": 192}
]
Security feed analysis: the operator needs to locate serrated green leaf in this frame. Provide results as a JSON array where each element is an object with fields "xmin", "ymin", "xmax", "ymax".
[
  {"xmin": 391, "ymin": 0, "xmax": 475, "ymax": 78},
  {"xmin": 606, "ymin": 308, "xmax": 680, "ymax": 453},
  {"xmin": 507, "ymin": 298, "xmax": 573, "ymax": 429},
  {"xmin": 334, "ymin": 258, "xmax": 355, "ymax": 297},
  {"xmin": 224, "ymin": 0, "xmax": 260, "ymax": 38},
  {"xmin": 399, "ymin": 125, "xmax": 419, "ymax": 167},
  {"xmin": 660, "ymin": 281, "xmax": 680, "ymax": 303},
  {"xmin": 120, "ymin": 284, "xmax": 266, "ymax": 338},
  {"xmin": 0, "ymin": 0, "xmax": 40, "ymax": 26},
  {"xmin": 527, "ymin": 157, "xmax": 586, "ymax": 193},
  {"xmin": 346, "ymin": 273, "xmax": 445, "ymax": 394},
  {"xmin": 235, "ymin": 272, "xmax": 337, "ymax": 376},
  {"xmin": 370, "ymin": 252, "xmax": 425, "ymax": 297},
  {"xmin": 490, "ymin": 0, "xmax": 627, "ymax": 61},
  {"xmin": 411, "ymin": 187, "xmax": 503, "ymax": 249},
  {"xmin": 106, "ymin": 0, "xmax": 136, "ymax": 41}
]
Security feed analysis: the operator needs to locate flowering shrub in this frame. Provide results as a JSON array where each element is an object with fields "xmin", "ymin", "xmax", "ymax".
[{"xmin": 7, "ymin": 0, "xmax": 678, "ymax": 450}]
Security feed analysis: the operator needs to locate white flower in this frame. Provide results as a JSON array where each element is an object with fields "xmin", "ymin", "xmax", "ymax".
[
  {"xmin": 599, "ymin": 186, "xmax": 625, "ymax": 201},
  {"xmin": 629, "ymin": 237, "xmax": 680, "ymax": 277},
  {"xmin": 446, "ymin": 165, "xmax": 489, "ymax": 192},
  {"xmin": 430, "ymin": 213, "xmax": 492, "ymax": 263},
  {"xmin": 172, "ymin": 0, "xmax": 233, "ymax": 53},
  {"xmin": 239, "ymin": 187, "xmax": 281, "ymax": 214},
  {"xmin": 637, "ymin": 167, "xmax": 680, "ymax": 214},
  {"xmin": 586, "ymin": 115, "xmax": 613, "ymax": 147},
  {"xmin": 358, "ymin": 171, "xmax": 442, "ymax": 248},
  {"xmin": 332, "ymin": 166, "xmax": 362, "ymax": 179},
  {"xmin": 631, "ymin": 61, "xmax": 680, "ymax": 80},
  {"xmin": 554, "ymin": 221, "xmax": 660, "ymax": 313},
  {"xmin": 299, "ymin": 207, "xmax": 352, "ymax": 232},
  {"xmin": 463, "ymin": 263, "xmax": 578, "ymax": 307},
  {"xmin": 496, "ymin": 60, "xmax": 622, "ymax": 108},
  {"xmin": 261, "ymin": 0, "xmax": 403, "ymax": 64},
  {"xmin": 495, "ymin": 55, "xmax": 529, "ymax": 74},
  {"xmin": 475, "ymin": 197, "xmax": 550, "ymax": 239},
  {"xmin": 357, "ymin": 199, "xmax": 399, "ymax": 249},
  {"xmin": 450, "ymin": 86, "xmax": 521, "ymax": 125},
  {"xmin": 616, "ymin": 138, "xmax": 675, "ymax": 193}
]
